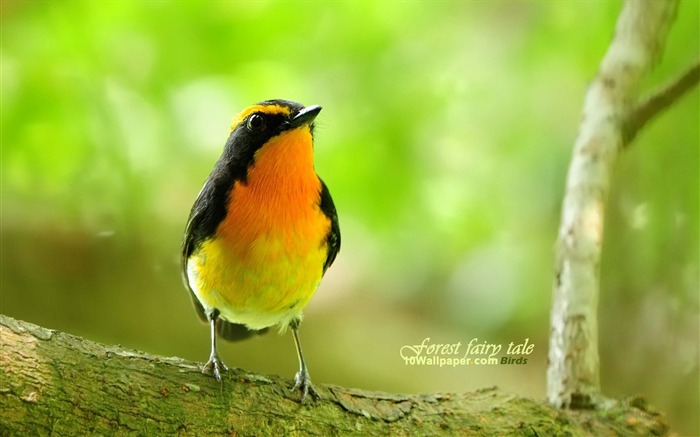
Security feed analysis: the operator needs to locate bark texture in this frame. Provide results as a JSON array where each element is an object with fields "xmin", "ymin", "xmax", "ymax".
[
  {"xmin": 0, "ymin": 315, "xmax": 670, "ymax": 436},
  {"xmin": 547, "ymin": 0, "xmax": 681, "ymax": 409}
]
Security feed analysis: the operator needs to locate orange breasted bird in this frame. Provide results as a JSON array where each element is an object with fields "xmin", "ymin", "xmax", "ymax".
[{"xmin": 182, "ymin": 100, "xmax": 340, "ymax": 400}]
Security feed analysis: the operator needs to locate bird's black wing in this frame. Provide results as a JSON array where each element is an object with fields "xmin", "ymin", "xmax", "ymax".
[
  {"xmin": 319, "ymin": 178, "xmax": 340, "ymax": 273},
  {"xmin": 181, "ymin": 178, "xmax": 219, "ymax": 323},
  {"xmin": 181, "ymin": 177, "xmax": 268, "ymax": 341}
]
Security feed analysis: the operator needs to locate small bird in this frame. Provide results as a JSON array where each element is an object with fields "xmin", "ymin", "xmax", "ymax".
[{"xmin": 182, "ymin": 100, "xmax": 340, "ymax": 400}]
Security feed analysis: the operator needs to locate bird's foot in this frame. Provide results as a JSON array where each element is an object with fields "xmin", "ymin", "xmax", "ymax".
[
  {"xmin": 202, "ymin": 353, "xmax": 229, "ymax": 382},
  {"xmin": 292, "ymin": 368, "xmax": 319, "ymax": 402}
]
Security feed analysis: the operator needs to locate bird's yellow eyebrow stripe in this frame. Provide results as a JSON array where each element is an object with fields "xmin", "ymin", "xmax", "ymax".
[{"xmin": 229, "ymin": 104, "xmax": 292, "ymax": 132}]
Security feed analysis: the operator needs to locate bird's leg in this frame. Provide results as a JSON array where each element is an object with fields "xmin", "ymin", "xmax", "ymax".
[
  {"xmin": 290, "ymin": 319, "xmax": 319, "ymax": 401},
  {"xmin": 202, "ymin": 309, "xmax": 228, "ymax": 382}
]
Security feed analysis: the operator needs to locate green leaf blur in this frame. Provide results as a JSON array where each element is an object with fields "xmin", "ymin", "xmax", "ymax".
[{"xmin": 2, "ymin": 1, "xmax": 697, "ymax": 434}]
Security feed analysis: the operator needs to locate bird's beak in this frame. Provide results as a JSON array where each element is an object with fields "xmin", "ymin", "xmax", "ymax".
[{"xmin": 289, "ymin": 105, "xmax": 322, "ymax": 128}]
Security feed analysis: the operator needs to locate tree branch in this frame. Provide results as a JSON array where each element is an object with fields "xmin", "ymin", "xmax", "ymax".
[
  {"xmin": 547, "ymin": 0, "xmax": 680, "ymax": 410},
  {"xmin": 623, "ymin": 60, "xmax": 700, "ymax": 144},
  {"xmin": 0, "ymin": 315, "xmax": 670, "ymax": 435}
]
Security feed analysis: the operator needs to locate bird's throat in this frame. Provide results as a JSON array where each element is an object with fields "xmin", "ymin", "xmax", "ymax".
[{"xmin": 217, "ymin": 126, "xmax": 323, "ymax": 246}]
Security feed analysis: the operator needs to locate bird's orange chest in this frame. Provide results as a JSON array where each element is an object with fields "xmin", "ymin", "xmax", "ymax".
[{"xmin": 216, "ymin": 127, "xmax": 326, "ymax": 255}]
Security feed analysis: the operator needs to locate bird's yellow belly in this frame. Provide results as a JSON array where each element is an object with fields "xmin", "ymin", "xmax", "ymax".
[{"xmin": 188, "ymin": 230, "xmax": 327, "ymax": 330}]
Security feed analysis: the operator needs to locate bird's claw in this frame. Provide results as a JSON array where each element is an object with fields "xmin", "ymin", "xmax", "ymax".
[
  {"xmin": 203, "ymin": 354, "xmax": 229, "ymax": 382},
  {"xmin": 292, "ymin": 369, "xmax": 319, "ymax": 402}
]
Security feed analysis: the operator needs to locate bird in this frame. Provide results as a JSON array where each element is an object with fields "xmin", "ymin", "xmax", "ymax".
[{"xmin": 181, "ymin": 99, "xmax": 340, "ymax": 401}]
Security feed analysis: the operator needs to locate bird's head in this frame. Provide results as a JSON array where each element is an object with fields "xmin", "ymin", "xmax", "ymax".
[{"xmin": 222, "ymin": 100, "xmax": 322, "ymax": 169}]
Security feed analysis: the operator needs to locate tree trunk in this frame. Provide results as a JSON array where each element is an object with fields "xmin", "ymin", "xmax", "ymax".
[
  {"xmin": 547, "ymin": 0, "xmax": 690, "ymax": 409},
  {"xmin": 0, "ymin": 315, "xmax": 670, "ymax": 436}
]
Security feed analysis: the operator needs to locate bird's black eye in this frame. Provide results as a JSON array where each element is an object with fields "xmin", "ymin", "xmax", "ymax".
[{"xmin": 247, "ymin": 113, "xmax": 265, "ymax": 131}]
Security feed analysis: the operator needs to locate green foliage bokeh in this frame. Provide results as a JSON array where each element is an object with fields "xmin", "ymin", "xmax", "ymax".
[{"xmin": 2, "ymin": 1, "xmax": 698, "ymax": 434}]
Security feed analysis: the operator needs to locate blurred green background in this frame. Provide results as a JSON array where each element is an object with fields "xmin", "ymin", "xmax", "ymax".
[{"xmin": 2, "ymin": 0, "xmax": 698, "ymax": 434}]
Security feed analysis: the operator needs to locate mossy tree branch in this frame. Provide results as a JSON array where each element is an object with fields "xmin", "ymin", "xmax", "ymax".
[{"xmin": 0, "ymin": 315, "xmax": 670, "ymax": 436}]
